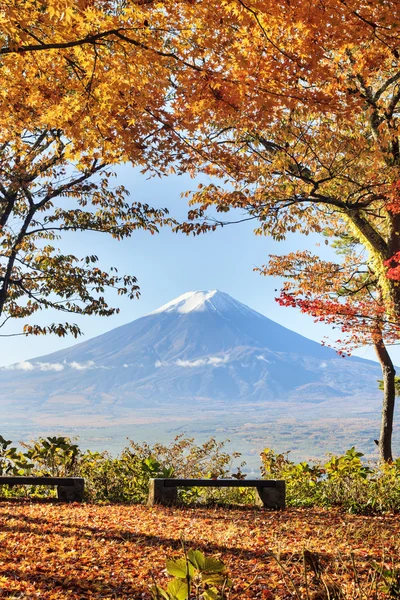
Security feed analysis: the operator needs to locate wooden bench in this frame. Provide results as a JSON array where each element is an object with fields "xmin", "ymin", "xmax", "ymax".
[
  {"xmin": 148, "ymin": 478, "xmax": 285, "ymax": 509},
  {"xmin": 0, "ymin": 476, "xmax": 84, "ymax": 502}
]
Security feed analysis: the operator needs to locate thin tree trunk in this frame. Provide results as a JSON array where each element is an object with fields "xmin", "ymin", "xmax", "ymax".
[{"xmin": 374, "ymin": 338, "xmax": 396, "ymax": 462}]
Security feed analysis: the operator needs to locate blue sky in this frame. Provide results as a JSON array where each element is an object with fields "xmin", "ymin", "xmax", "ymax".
[{"xmin": 0, "ymin": 164, "xmax": 395, "ymax": 367}]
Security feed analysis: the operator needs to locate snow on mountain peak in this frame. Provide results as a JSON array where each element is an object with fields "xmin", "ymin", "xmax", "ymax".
[
  {"xmin": 149, "ymin": 290, "xmax": 219, "ymax": 315},
  {"xmin": 148, "ymin": 290, "xmax": 263, "ymax": 318}
]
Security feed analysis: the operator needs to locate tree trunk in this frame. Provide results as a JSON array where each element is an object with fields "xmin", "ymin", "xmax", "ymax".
[{"xmin": 374, "ymin": 339, "xmax": 396, "ymax": 462}]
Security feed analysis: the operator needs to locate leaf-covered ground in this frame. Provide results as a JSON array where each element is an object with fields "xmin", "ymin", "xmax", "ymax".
[{"xmin": 0, "ymin": 501, "xmax": 399, "ymax": 599}]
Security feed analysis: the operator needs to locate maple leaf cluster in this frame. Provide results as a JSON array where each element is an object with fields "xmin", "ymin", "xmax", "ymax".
[
  {"xmin": 259, "ymin": 246, "xmax": 400, "ymax": 354},
  {"xmin": 384, "ymin": 251, "xmax": 400, "ymax": 281}
]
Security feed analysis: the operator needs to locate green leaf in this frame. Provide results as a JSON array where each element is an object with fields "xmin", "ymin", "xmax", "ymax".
[
  {"xmin": 203, "ymin": 557, "xmax": 226, "ymax": 573},
  {"xmin": 166, "ymin": 559, "xmax": 194, "ymax": 579},
  {"xmin": 187, "ymin": 549, "xmax": 205, "ymax": 570},
  {"xmin": 201, "ymin": 573, "xmax": 226, "ymax": 586},
  {"xmin": 166, "ymin": 578, "xmax": 189, "ymax": 600}
]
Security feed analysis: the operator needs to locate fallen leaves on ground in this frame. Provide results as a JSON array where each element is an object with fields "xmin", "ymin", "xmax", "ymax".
[{"xmin": 0, "ymin": 501, "xmax": 398, "ymax": 599}]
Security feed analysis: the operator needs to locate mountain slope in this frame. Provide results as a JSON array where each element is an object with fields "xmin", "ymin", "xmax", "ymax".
[{"xmin": 0, "ymin": 290, "xmax": 382, "ymax": 433}]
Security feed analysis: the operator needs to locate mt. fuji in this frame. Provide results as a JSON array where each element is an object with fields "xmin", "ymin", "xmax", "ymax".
[{"xmin": 0, "ymin": 290, "xmax": 386, "ymax": 461}]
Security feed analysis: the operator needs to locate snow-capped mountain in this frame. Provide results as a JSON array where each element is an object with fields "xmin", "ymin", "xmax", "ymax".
[
  {"xmin": 1, "ymin": 288, "xmax": 381, "ymax": 403},
  {"xmin": 0, "ymin": 290, "xmax": 386, "ymax": 461}
]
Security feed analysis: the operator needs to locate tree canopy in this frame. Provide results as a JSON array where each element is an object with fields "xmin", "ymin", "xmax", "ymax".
[
  {"xmin": 0, "ymin": 0, "xmax": 211, "ymax": 172},
  {"xmin": 2, "ymin": 1, "xmax": 399, "ymax": 327},
  {"xmin": 1, "ymin": 1, "xmax": 183, "ymax": 337},
  {"xmin": 0, "ymin": 129, "xmax": 172, "ymax": 338}
]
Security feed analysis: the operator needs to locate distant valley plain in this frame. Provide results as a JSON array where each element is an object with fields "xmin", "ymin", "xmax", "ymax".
[{"xmin": 2, "ymin": 399, "xmax": 397, "ymax": 472}]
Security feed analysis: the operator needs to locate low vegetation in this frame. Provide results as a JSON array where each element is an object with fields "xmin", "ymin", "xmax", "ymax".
[
  {"xmin": 261, "ymin": 447, "xmax": 400, "ymax": 515},
  {"xmin": 1, "ymin": 435, "xmax": 400, "ymax": 514}
]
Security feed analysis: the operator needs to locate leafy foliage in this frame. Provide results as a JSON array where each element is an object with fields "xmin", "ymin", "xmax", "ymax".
[
  {"xmin": 0, "ymin": 435, "xmax": 246, "ymax": 504},
  {"xmin": 120, "ymin": 436, "xmax": 246, "ymax": 505},
  {"xmin": 0, "ymin": 435, "xmax": 32, "ymax": 476},
  {"xmin": 2, "ymin": 2, "xmax": 400, "ymax": 339},
  {"xmin": 21, "ymin": 436, "xmax": 81, "ymax": 477},
  {"xmin": 258, "ymin": 231, "xmax": 399, "ymax": 462},
  {"xmin": 261, "ymin": 447, "xmax": 400, "ymax": 514},
  {"xmin": 378, "ymin": 377, "xmax": 400, "ymax": 397},
  {"xmin": 0, "ymin": 130, "xmax": 173, "ymax": 338},
  {"xmin": 2, "ymin": 435, "xmax": 400, "ymax": 513},
  {"xmin": 0, "ymin": 1, "xmax": 193, "ymax": 169},
  {"xmin": 151, "ymin": 545, "xmax": 231, "ymax": 600}
]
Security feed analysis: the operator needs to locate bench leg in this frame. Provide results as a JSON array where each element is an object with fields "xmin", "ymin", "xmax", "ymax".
[
  {"xmin": 255, "ymin": 481, "xmax": 286, "ymax": 509},
  {"xmin": 57, "ymin": 480, "xmax": 84, "ymax": 502},
  {"xmin": 147, "ymin": 479, "xmax": 178, "ymax": 507}
]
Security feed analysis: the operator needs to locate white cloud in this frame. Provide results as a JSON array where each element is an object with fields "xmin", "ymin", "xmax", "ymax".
[
  {"xmin": 175, "ymin": 355, "xmax": 229, "ymax": 368},
  {"xmin": 69, "ymin": 360, "xmax": 96, "ymax": 371},
  {"xmin": 155, "ymin": 360, "xmax": 168, "ymax": 368},
  {"xmin": 320, "ymin": 362, "xmax": 328, "ymax": 368},
  {"xmin": 175, "ymin": 358, "xmax": 207, "ymax": 368},
  {"xmin": 155, "ymin": 356, "xmax": 230, "ymax": 368},
  {"xmin": 5, "ymin": 354, "xmax": 232, "ymax": 373},
  {"xmin": 37, "ymin": 362, "xmax": 64, "ymax": 372},
  {"xmin": 3, "ymin": 360, "xmax": 63, "ymax": 372},
  {"xmin": 4, "ymin": 360, "xmax": 35, "ymax": 371},
  {"xmin": 3, "ymin": 359, "xmax": 99, "ymax": 372},
  {"xmin": 256, "ymin": 355, "xmax": 270, "ymax": 363},
  {"xmin": 208, "ymin": 356, "xmax": 229, "ymax": 366}
]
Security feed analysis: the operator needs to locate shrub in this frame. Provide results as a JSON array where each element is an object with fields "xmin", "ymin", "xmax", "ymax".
[
  {"xmin": 21, "ymin": 436, "xmax": 81, "ymax": 477},
  {"xmin": 122, "ymin": 435, "xmax": 247, "ymax": 505},
  {"xmin": 0, "ymin": 435, "xmax": 33, "ymax": 476},
  {"xmin": 0, "ymin": 434, "xmax": 246, "ymax": 505},
  {"xmin": 260, "ymin": 447, "xmax": 400, "ymax": 513}
]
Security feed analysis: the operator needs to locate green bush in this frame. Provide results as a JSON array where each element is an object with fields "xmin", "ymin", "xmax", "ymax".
[
  {"xmin": 0, "ymin": 435, "xmax": 33, "ymax": 476},
  {"xmin": 21, "ymin": 436, "xmax": 81, "ymax": 477},
  {"xmin": 121, "ymin": 436, "xmax": 246, "ymax": 505},
  {"xmin": 0, "ymin": 435, "xmax": 35, "ymax": 498},
  {"xmin": 0, "ymin": 434, "xmax": 246, "ymax": 504},
  {"xmin": 260, "ymin": 446, "xmax": 400, "ymax": 513}
]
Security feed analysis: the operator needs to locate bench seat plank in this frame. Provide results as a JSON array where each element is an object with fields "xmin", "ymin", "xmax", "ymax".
[{"xmin": 163, "ymin": 478, "xmax": 278, "ymax": 488}]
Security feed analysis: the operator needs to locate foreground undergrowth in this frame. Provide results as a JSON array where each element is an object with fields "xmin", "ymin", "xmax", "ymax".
[
  {"xmin": 0, "ymin": 501, "xmax": 399, "ymax": 599},
  {"xmin": 3, "ymin": 435, "xmax": 400, "ymax": 513}
]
